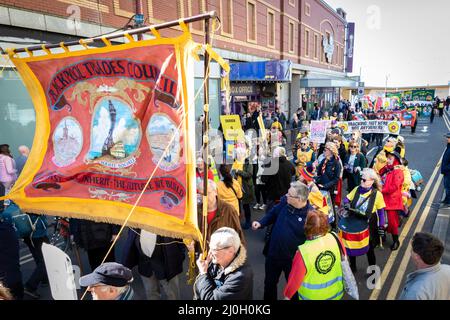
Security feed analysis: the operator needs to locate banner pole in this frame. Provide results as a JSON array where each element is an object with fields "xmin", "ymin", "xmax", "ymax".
[
  {"xmin": 3, "ymin": 12, "xmax": 217, "ymax": 55},
  {"xmin": 201, "ymin": 18, "xmax": 211, "ymax": 256}
]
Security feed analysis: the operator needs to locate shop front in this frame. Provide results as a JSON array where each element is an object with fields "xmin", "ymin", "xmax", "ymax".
[
  {"xmin": 300, "ymin": 73, "xmax": 359, "ymax": 116},
  {"xmin": 230, "ymin": 82, "xmax": 278, "ymax": 116},
  {"xmin": 229, "ymin": 60, "xmax": 292, "ymax": 116}
]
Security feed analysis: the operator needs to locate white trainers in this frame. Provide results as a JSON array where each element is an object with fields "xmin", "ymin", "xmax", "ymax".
[
  {"xmin": 260, "ymin": 204, "xmax": 267, "ymax": 210},
  {"xmin": 253, "ymin": 204, "xmax": 260, "ymax": 210}
]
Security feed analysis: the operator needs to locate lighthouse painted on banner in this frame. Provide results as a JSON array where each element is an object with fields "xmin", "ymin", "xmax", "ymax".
[{"xmin": 102, "ymin": 99, "xmax": 117, "ymax": 156}]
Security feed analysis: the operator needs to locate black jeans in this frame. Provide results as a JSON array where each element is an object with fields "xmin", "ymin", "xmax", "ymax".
[
  {"xmin": 444, "ymin": 174, "xmax": 450, "ymax": 204},
  {"xmin": 255, "ymin": 184, "xmax": 267, "ymax": 204},
  {"xmin": 87, "ymin": 246, "xmax": 116, "ymax": 271},
  {"xmin": 23, "ymin": 236, "xmax": 49, "ymax": 291},
  {"xmin": 375, "ymin": 134, "xmax": 383, "ymax": 147},
  {"xmin": 0, "ymin": 220, "xmax": 24, "ymax": 300},
  {"xmin": 264, "ymin": 257, "xmax": 292, "ymax": 301},
  {"xmin": 349, "ymin": 243, "xmax": 376, "ymax": 271},
  {"xmin": 243, "ymin": 203, "xmax": 251, "ymax": 223}
]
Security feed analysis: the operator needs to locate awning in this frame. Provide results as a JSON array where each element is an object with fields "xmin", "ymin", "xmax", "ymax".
[
  {"xmin": 300, "ymin": 72, "xmax": 359, "ymax": 88},
  {"xmin": 230, "ymin": 59, "xmax": 292, "ymax": 82}
]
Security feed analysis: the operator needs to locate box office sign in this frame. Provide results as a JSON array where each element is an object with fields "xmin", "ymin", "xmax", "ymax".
[{"xmin": 230, "ymin": 83, "xmax": 260, "ymax": 96}]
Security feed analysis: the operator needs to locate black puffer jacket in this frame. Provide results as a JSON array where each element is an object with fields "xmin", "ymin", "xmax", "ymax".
[
  {"xmin": 194, "ymin": 245, "xmax": 253, "ymax": 300},
  {"xmin": 441, "ymin": 143, "xmax": 450, "ymax": 175},
  {"xmin": 315, "ymin": 156, "xmax": 341, "ymax": 191},
  {"xmin": 261, "ymin": 156, "xmax": 296, "ymax": 201},
  {"xmin": 70, "ymin": 219, "xmax": 119, "ymax": 250},
  {"xmin": 121, "ymin": 229, "xmax": 185, "ymax": 281}
]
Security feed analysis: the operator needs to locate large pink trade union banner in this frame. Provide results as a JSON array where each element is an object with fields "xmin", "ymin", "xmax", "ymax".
[{"xmin": 6, "ymin": 30, "xmax": 201, "ymax": 240}]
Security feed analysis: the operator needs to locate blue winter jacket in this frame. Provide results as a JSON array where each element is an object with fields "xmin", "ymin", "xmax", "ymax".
[
  {"xmin": 258, "ymin": 196, "xmax": 312, "ymax": 260},
  {"xmin": 441, "ymin": 143, "xmax": 450, "ymax": 175}
]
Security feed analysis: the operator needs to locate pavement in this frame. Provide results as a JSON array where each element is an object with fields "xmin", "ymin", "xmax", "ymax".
[{"xmin": 18, "ymin": 112, "xmax": 450, "ymax": 300}]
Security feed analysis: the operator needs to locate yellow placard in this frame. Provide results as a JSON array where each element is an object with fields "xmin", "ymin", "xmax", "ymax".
[{"xmin": 220, "ymin": 115, "xmax": 244, "ymax": 141}]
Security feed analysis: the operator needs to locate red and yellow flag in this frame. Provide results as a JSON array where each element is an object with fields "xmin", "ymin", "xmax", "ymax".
[{"xmin": 6, "ymin": 31, "xmax": 201, "ymax": 240}]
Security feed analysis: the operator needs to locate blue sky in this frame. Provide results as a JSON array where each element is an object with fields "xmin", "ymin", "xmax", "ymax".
[{"xmin": 326, "ymin": 0, "xmax": 450, "ymax": 87}]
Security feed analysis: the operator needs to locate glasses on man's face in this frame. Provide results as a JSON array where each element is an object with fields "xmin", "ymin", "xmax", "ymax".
[
  {"xmin": 350, "ymin": 146, "xmax": 357, "ymax": 149},
  {"xmin": 87, "ymin": 284, "xmax": 107, "ymax": 291},
  {"xmin": 210, "ymin": 246, "xmax": 230, "ymax": 253},
  {"xmin": 287, "ymin": 193, "xmax": 301, "ymax": 199},
  {"xmin": 301, "ymin": 143, "xmax": 307, "ymax": 146},
  {"xmin": 361, "ymin": 178, "xmax": 373, "ymax": 183}
]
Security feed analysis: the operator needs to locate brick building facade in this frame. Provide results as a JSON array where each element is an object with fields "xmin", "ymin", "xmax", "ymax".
[
  {"xmin": 0, "ymin": 0, "xmax": 357, "ymax": 133},
  {"xmin": 1, "ymin": 0, "xmax": 346, "ymax": 70}
]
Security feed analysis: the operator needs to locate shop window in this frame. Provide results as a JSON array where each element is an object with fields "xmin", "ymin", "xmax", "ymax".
[
  {"xmin": 247, "ymin": 1, "xmax": 257, "ymax": 43},
  {"xmin": 288, "ymin": 21, "xmax": 295, "ymax": 53},
  {"xmin": 194, "ymin": 78, "xmax": 221, "ymax": 130},
  {"xmin": 0, "ymin": 69, "xmax": 36, "ymax": 159},
  {"xmin": 305, "ymin": 29, "xmax": 310, "ymax": 57},
  {"xmin": 267, "ymin": 10, "xmax": 275, "ymax": 48}
]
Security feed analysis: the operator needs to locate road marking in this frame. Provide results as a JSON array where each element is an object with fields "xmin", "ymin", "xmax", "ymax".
[
  {"xmin": 386, "ymin": 174, "xmax": 443, "ymax": 299},
  {"xmin": 20, "ymin": 253, "xmax": 32, "ymax": 262},
  {"xmin": 20, "ymin": 258, "xmax": 35, "ymax": 266},
  {"xmin": 19, "ymin": 241, "xmax": 64, "ymax": 263},
  {"xmin": 443, "ymin": 111, "xmax": 450, "ymax": 129},
  {"xmin": 367, "ymin": 147, "xmax": 377, "ymax": 156},
  {"xmin": 369, "ymin": 153, "xmax": 443, "ymax": 300},
  {"xmin": 369, "ymin": 111, "xmax": 450, "ymax": 300}
]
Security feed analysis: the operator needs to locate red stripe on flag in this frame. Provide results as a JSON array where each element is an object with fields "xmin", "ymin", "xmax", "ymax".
[{"xmin": 340, "ymin": 229, "xmax": 369, "ymax": 241}]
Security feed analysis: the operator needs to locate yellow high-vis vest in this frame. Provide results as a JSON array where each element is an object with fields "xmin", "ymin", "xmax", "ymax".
[
  {"xmin": 297, "ymin": 148, "xmax": 314, "ymax": 167},
  {"xmin": 298, "ymin": 233, "xmax": 344, "ymax": 300}
]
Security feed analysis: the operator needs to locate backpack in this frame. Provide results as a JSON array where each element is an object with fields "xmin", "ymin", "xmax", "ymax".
[{"xmin": 1, "ymin": 202, "xmax": 37, "ymax": 238}]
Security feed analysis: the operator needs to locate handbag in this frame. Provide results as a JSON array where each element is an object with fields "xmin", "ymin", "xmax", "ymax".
[
  {"xmin": 330, "ymin": 232, "xmax": 360, "ymax": 300},
  {"xmin": 1, "ymin": 202, "xmax": 37, "ymax": 239}
]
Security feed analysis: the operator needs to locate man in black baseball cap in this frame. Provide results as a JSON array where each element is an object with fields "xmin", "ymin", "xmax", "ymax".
[{"xmin": 79, "ymin": 262, "xmax": 134, "ymax": 300}]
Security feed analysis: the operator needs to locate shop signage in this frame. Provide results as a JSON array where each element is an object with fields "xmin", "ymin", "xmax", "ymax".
[
  {"xmin": 230, "ymin": 83, "xmax": 259, "ymax": 96},
  {"xmin": 230, "ymin": 60, "xmax": 292, "ymax": 82},
  {"xmin": 345, "ymin": 23, "xmax": 355, "ymax": 73}
]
